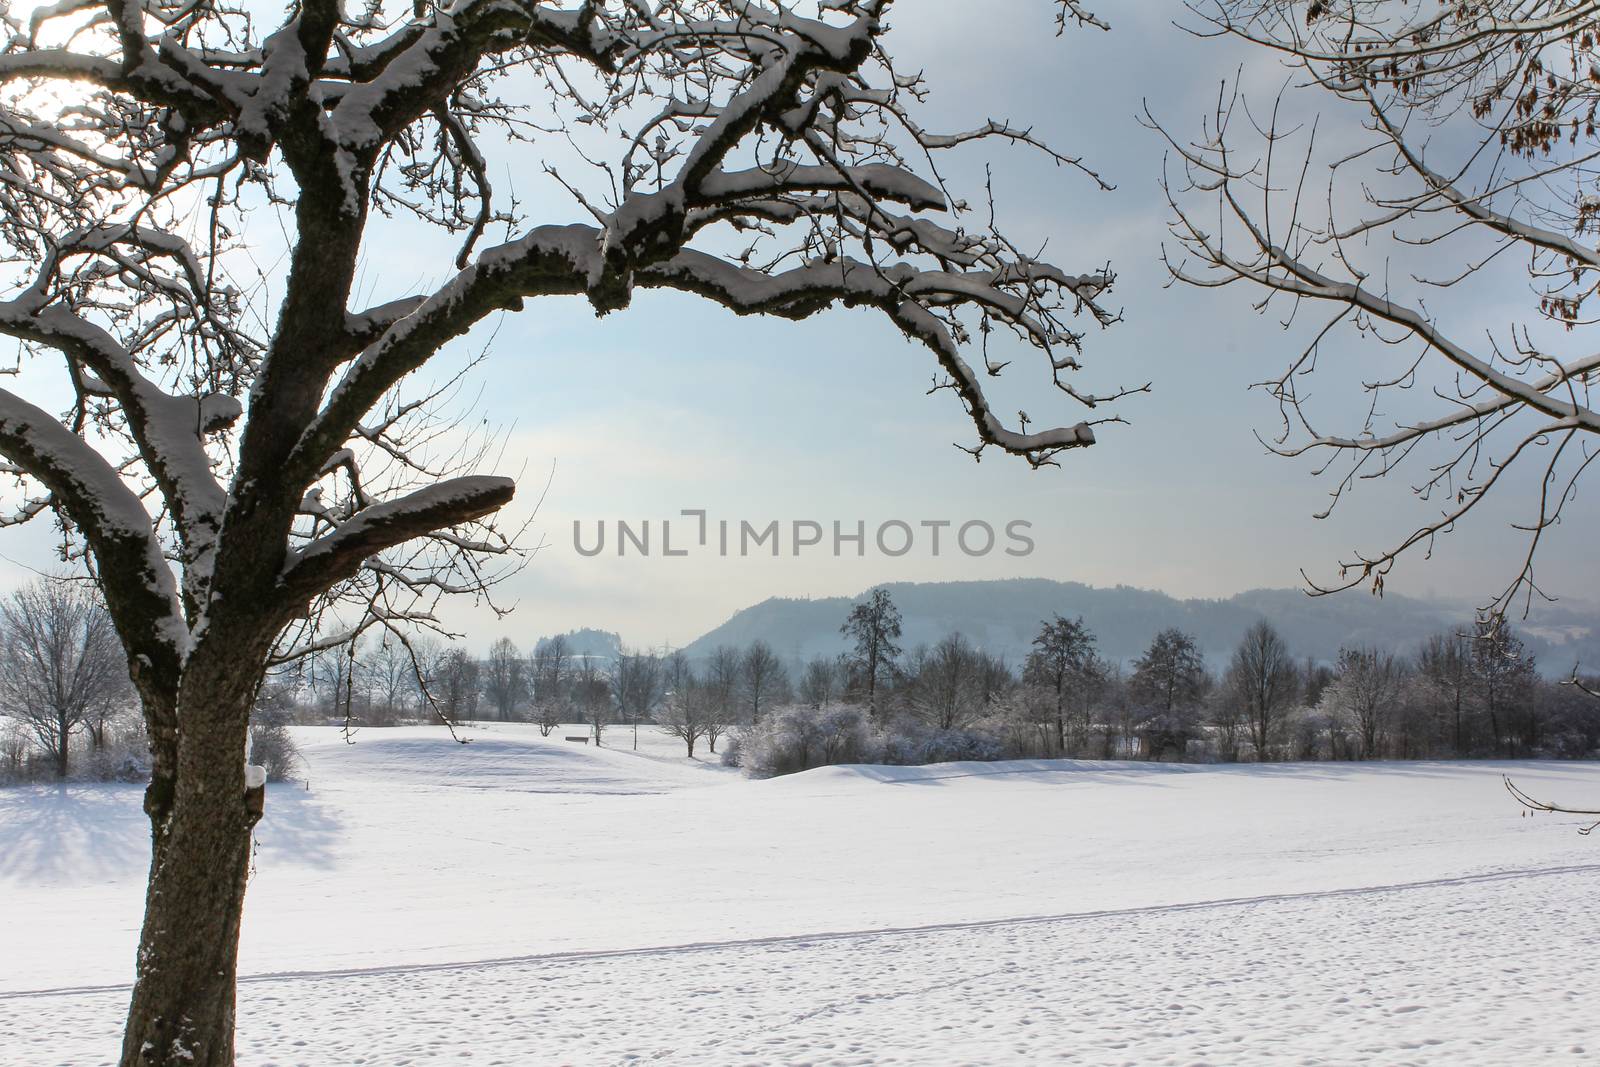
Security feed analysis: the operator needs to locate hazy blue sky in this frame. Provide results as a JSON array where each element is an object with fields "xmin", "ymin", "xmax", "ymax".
[{"xmin": 4, "ymin": 1, "xmax": 1594, "ymax": 651}]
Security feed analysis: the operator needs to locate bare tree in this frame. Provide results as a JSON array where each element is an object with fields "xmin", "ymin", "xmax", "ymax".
[
  {"xmin": 706, "ymin": 645, "xmax": 742, "ymax": 723},
  {"xmin": 532, "ymin": 635, "xmax": 570, "ymax": 707},
  {"xmin": 483, "ymin": 637, "xmax": 527, "ymax": 721},
  {"xmin": 975, "ymin": 651, "xmax": 1016, "ymax": 711},
  {"xmin": 0, "ymin": 579, "xmax": 127, "ymax": 777},
  {"xmin": 530, "ymin": 636, "xmax": 570, "ymax": 736},
  {"xmin": 1321, "ymin": 646, "xmax": 1406, "ymax": 759},
  {"xmin": 1207, "ymin": 682, "xmax": 1247, "ymax": 763},
  {"xmin": 362, "ymin": 639, "xmax": 416, "ymax": 726},
  {"xmin": 574, "ymin": 658, "xmax": 610, "ymax": 746},
  {"xmin": 1023, "ymin": 614, "xmax": 1099, "ymax": 754},
  {"xmin": 1226, "ymin": 620, "xmax": 1298, "ymax": 761},
  {"xmin": 1130, "ymin": 628, "xmax": 1208, "ymax": 758},
  {"xmin": 0, "ymin": 1, "xmax": 1131, "ymax": 1058},
  {"xmin": 658, "ymin": 650, "xmax": 710, "ymax": 756},
  {"xmin": 435, "ymin": 648, "xmax": 482, "ymax": 725},
  {"xmin": 799, "ymin": 655, "xmax": 844, "ymax": 709},
  {"xmin": 612, "ymin": 649, "xmax": 662, "ymax": 750},
  {"xmin": 1418, "ymin": 631, "xmax": 1474, "ymax": 755},
  {"xmin": 1153, "ymin": 0, "xmax": 1600, "ymax": 618},
  {"xmin": 908, "ymin": 632, "xmax": 984, "ymax": 731},
  {"xmin": 1470, "ymin": 617, "xmax": 1538, "ymax": 755},
  {"xmin": 842, "ymin": 588, "xmax": 904, "ymax": 720},
  {"xmin": 1130, "ymin": 627, "xmax": 1207, "ymax": 715},
  {"xmin": 704, "ymin": 702, "xmax": 731, "ymax": 757},
  {"xmin": 741, "ymin": 640, "xmax": 787, "ymax": 724}
]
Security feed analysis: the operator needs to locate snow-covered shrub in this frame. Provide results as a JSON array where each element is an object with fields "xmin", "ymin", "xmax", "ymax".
[
  {"xmin": 83, "ymin": 716, "xmax": 152, "ymax": 782},
  {"xmin": 249, "ymin": 686, "xmax": 303, "ymax": 782},
  {"xmin": 878, "ymin": 721, "xmax": 1002, "ymax": 766},
  {"xmin": 736, "ymin": 704, "xmax": 1009, "ymax": 777},
  {"xmin": 737, "ymin": 704, "xmax": 871, "ymax": 778},
  {"xmin": 0, "ymin": 716, "xmax": 29, "ymax": 783},
  {"xmin": 249, "ymin": 720, "xmax": 301, "ymax": 783}
]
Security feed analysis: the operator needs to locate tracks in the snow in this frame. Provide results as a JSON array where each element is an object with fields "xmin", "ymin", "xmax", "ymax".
[{"xmin": 8, "ymin": 861, "xmax": 1597, "ymax": 1002}]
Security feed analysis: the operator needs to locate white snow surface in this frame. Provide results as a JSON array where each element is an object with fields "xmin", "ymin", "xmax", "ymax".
[{"xmin": 1, "ymin": 726, "xmax": 1597, "ymax": 1065}]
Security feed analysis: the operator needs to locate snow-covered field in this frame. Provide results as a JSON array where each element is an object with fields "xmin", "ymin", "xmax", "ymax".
[{"xmin": 2, "ymin": 725, "xmax": 1598, "ymax": 1065}]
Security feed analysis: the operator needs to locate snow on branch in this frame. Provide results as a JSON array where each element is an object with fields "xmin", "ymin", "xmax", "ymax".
[
  {"xmin": 0, "ymin": 387, "xmax": 186, "ymax": 670},
  {"xmin": 281, "ymin": 475, "xmax": 516, "ymax": 600}
]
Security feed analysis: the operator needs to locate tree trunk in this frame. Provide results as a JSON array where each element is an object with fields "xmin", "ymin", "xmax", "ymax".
[
  {"xmin": 1054, "ymin": 692, "xmax": 1064, "ymax": 754},
  {"xmin": 121, "ymin": 656, "xmax": 262, "ymax": 1067},
  {"xmin": 56, "ymin": 709, "xmax": 69, "ymax": 777}
]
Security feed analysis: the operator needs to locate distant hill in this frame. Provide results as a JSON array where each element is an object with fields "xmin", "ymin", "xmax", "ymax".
[
  {"xmin": 676, "ymin": 579, "xmax": 1600, "ymax": 677},
  {"xmin": 534, "ymin": 627, "xmax": 621, "ymax": 663}
]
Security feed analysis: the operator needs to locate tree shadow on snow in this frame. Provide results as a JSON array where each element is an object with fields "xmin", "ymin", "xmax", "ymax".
[
  {"xmin": 0, "ymin": 783, "xmax": 149, "ymax": 883},
  {"xmin": 843, "ymin": 757, "xmax": 1600, "ymax": 789},
  {"xmin": 251, "ymin": 782, "xmax": 341, "ymax": 869}
]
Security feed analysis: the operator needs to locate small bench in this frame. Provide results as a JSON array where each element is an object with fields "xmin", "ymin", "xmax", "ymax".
[{"xmin": 564, "ymin": 735, "xmax": 590, "ymax": 744}]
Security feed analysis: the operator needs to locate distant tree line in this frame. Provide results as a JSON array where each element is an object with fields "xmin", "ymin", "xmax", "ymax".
[
  {"xmin": 734, "ymin": 590, "xmax": 1600, "ymax": 776},
  {"xmin": 6, "ymin": 582, "xmax": 1599, "ymax": 783},
  {"xmin": 250, "ymin": 628, "xmax": 789, "ymax": 758}
]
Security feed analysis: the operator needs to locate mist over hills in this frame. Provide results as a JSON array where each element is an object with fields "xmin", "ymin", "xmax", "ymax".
[{"xmin": 670, "ymin": 579, "xmax": 1600, "ymax": 677}]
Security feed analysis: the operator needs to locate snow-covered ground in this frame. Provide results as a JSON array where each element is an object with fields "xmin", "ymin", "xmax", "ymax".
[{"xmin": 2, "ymin": 726, "xmax": 1598, "ymax": 1065}]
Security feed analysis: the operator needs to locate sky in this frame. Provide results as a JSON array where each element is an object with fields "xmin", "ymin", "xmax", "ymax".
[{"xmin": 1, "ymin": 0, "xmax": 1595, "ymax": 652}]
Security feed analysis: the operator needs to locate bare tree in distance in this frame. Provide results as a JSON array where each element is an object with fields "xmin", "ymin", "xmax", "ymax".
[
  {"xmin": 1419, "ymin": 631, "xmax": 1474, "ymax": 756},
  {"xmin": 1152, "ymin": 0, "xmax": 1600, "ymax": 620},
  {"xmin": 1024, "ymin": 614, "xmax": 1099, "ymax": 754},
  {"xmin": 1227, "ymin": 620, "xmax": 1299, "ymax": 761},
  {"xmin": 574, "ymin": 658, "xmax": 610, "ymax": 746},
  {"xmin": 741, "ymin": 641, "xmax": 788, "ymax": 725},
  {"xmin": 483, "ymin": 637, "xmax": 527, "ymax": 722},
  {"xmin": 531, "ymin": 635, "xmax": 571, "ymax": 736},
  {"xmin": 658, "ymin": 650, "xmax": 711, "ymax": 757},
  {"xmin": 532, "ymin": 636, "xmax": 570, "ymax": 703},
  {"xmin": 0, "ymin": 578, "xmax": 127, "ymax": 777},
  {"xmin": 613, "ymin": 650, "xmax": 663, "ymax": 751},
  {"xmin": 0, "ymin": 0, "xmax": 1134, "ymax": 1057},
  {"xmin": 1130, "ymin": 627, "xmax": 1208, "ymax": 759},
  {"xmin": 435, "ymin": 649, "xmax": 482, "ymax": 726},
  {"xmin": 363, "ymin": 639, "xmax": 417, "ymax": 726},
  {"xmin": 842, "ymin": 588, "xmax": 904, "ymax": 720},
  {"xmin": 706, "ymin": 646, "xmax": 742, "ymax": 723},
  {"xmin": 1130, "ymin": 627, "xmax": 1207, "ymax": 715},
  {"xmin": 1321, "ymin": 646, "xmax": 1406, "ymax": 760},
  {"xmin": 799, "ymin": 655, "xmax": 845, "ymax": 709},
  {"xmin": 908, "ymin": 633, "xmax": 985, "ymax": 731},
  {"xmin": 1470, "ymin": 617, "xmax": 1538, "ymax": 756}
]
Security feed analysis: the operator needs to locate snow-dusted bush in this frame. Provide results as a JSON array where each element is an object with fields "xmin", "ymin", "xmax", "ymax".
[
  {"xmin": 734, "ymin": 704, "xmax": 870, "ymax": 778},
  {"xmin": 719, "ymin": 730, "xmax": 743, "ymax": 769},
  {"xmin": 249, "ymin": 687, "xmax": 303, "ymax": 783},
  {"xmin": 734, "ymin": 704, "xmax": 1004, "ymax": 778},
  {"xmin": 878, "ymin": 722, "xmax": 1002, "ymax": 766},
  {"xmin": 82, "ymin": 715, "xmax": 152, "ymax": 782},
  {"xmin": 249, "ymin": 721, "xmax": 301, "ymax": 783},
  {"xmin": 0, "ymin": 716, "xmax": 30, "ymax": 783},
  {"xmin": 0, "ymin": 711, "xmax": 148, "ymax": 784}
]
